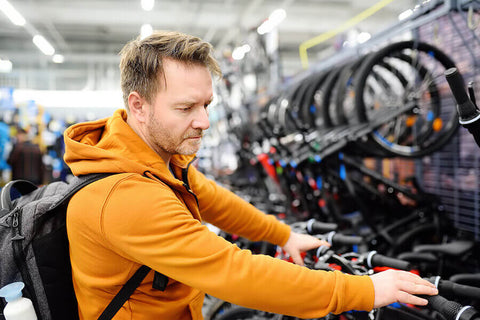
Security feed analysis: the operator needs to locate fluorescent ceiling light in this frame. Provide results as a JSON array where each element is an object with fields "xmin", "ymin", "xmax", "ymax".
[
  {"xmin": 52, "ymin": 54, "xmax": 64, "ymax": 63},
  {"xmin": 257, "ymin": 8, "xmax": 286, "ymax": 35},
  {"xmin": 32, "ymin": 35, "xmax": 55, "ymax": 56},
  {"xmin": 269, "ymin": 8, "xmax": 286, "ymax": 25},
  {"xmin": 398, "ymin": 9, "xmax": 413, "ymax": 21},
  {"xmin": 232, "ymin": 44, "xmax": 251, "ymax": 60},
  {"xmin": 141, "ymin": 0, "xmax": 154, "ymax": 11},
  {"xmin": 140, "ymin": 24, "xmax": 153, "ymax": 39},
  {"xmin": 0, "ymin": 58, "xmax": 12, "ymax": 73},
  {"xmin": 257, "ymin": 20, "xmax": 273, "ymax": 35},
  {"xmin": 0, "ymin": 0, "xmax": 26, "ymax": 26},
  {"xmin": 357, "ymin": 32, "xmax": 371, "ymax": 44},
  {"xmin": 14, "ymin": 89, "xmax": 123, "ymax": 109}
]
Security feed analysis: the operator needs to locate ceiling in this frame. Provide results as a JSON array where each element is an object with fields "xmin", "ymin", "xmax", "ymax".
[{"xmin": 0, "ymin": 0, "xmax": 418, "ymax": 92}]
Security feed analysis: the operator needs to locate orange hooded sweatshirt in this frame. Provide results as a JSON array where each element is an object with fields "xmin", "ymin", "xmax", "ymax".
[{"xmin": 64, "ymin": 109, "xmax": 374, "ymax": 320}]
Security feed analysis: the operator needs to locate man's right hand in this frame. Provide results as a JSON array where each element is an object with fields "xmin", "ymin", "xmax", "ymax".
[{"xmin": 370, "ymin": 269, "xmax": 438, "ymax": 308}]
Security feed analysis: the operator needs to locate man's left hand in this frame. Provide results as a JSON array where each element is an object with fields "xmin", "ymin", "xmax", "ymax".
[{"xmin": 282, "ymin": 231, "xmax": 330, "ymax": 266}]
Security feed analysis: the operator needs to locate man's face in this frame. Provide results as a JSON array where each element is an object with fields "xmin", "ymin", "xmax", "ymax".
[{"xmin": 144, "ymin": 58, "xmax": 213, "ymax": 160}]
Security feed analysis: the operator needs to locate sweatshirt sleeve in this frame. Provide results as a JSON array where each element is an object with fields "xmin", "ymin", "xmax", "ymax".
[
  {"xmin": 100, "ymin": 177, "xmax": 375, "ymax": 319},
  {"xmin": 189, "ymin": 166, "xmax": 291, "ymax": 246}
]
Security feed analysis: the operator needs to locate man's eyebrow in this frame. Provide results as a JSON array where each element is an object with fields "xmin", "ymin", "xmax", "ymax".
[
  {"xmin": 173, "ymin": 100, "xmax": 196, "ymax": 107},
  {"xmin": 172, "ymin": 97, "xmax": 213, "ymax": 107}
]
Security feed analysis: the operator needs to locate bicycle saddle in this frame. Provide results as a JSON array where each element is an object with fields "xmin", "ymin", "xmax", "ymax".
[
  {"xmin": 396, "ymin": 251, "xmax": 437, "ymax": 262},
  {"xmin": 449, "ymin": 273, "xmax": 480, "ymax": 287},
  {"xmin": 412, "ymin": 240, "xmax": 474, "ymax": 256}
]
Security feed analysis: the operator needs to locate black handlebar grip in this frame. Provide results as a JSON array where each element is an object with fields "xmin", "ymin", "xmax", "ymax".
[
  {"xmin": 445, "ymin": 68, "xmax": 469, "ymax": 105},
  {"xmin": 445, "ymin": 68, "xmax": 480, "ymax": 124},
  {"xmin": 306, "ymin": 219, "xmax": 338, "ymax": 234},
  {"xmin": 366, "ymin": 251, "xmax": 411, "ymax": 270},
  {"xmin": 421, "ymin": 294, "xmax": 480, "ymax": 320},
  {"xmin": 326, "ymin": 231, "xmax": 363, "ymax": 246},
  {"xmin": 435, "ymin": 278, "xmax": 480, "ymax": 301}
]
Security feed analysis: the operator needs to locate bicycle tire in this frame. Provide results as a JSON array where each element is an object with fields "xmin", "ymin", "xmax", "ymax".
[
  {"xmin": 291, "ymin": 74, "xmax": 318, "ymax": 132},
  {"xmin": 332, "ymin": 59, "xmax": 365, "ymax": 127},
  {"xmin": 300, "ymin": 70, "xmax": 332, "ymax": 131},
  {"xmin": 318, "ymin": 64, "xmax": 346, "ymax": 129},
  {"xmin": 297, "ymin": 72, "xmax": 327, "ymax": 130},
  {"xmin": 353, "ymin": 40, "xmax": 460, "ymax": 157}
]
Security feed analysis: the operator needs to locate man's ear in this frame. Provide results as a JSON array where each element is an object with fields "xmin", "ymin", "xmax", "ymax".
[{"xmin": 128, "ymin": 91, "xmax": 147, "ymax": 123}]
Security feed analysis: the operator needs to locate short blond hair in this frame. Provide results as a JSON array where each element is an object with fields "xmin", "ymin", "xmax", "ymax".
[{"xmin": 119, "ymin": 30, "xmax": 222, "ymax": 110}]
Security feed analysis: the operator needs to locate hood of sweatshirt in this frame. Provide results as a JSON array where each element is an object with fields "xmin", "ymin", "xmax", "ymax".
[{"xmin": 64, "ymin": 109, "xmax": 194, "ymax": 183}]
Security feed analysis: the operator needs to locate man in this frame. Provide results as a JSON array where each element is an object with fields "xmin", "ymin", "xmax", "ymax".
[
  {"xmin": 7, "ymin": 127, "xmax": 45, "ymax": 186},
  {"xmin": 64, "ymin": 31, "xmax": 437, "ymax": 320}
]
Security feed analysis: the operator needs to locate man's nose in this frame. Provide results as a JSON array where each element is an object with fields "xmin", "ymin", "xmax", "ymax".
[{"xmin": 192, "ymin": 107, "xmax": 210, "ymax": 130}]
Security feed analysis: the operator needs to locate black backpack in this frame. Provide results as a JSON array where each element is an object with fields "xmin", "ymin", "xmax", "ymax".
[{"xmin": 0, "ymin": 174, "xmax": 168, "ymax": 320}]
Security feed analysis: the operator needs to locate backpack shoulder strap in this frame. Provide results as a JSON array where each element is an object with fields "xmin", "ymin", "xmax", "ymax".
[
  {"xmin": 97, "ymin": 265, "xmax": 151, "ymax": 320},
  {"xmin": 97, "ymin": 267, "xmax": 168, "ymax": 320},
  {"xmin": 0, "ymin": 179, "xmax": 38, "ymax": 210},
  {"xmin": 66, "ymin": 173, "xmax": 168, "ymax": 320},
  {"xmin": 63, "ymin": 173, "xmax": 117, "ymax": 202},
  {"xmin": 39, "ymin": 173, "xmax": 117, "ymax": 213}
]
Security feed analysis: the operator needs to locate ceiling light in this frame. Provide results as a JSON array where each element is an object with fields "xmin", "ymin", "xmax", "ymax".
[
  {"xmin": 232, "ymin": 44, "xmax": 251, "ymax": 60},
  {"xmin": 0, "ymin": 58, "xmax": 12, "ymax": 73},
  {"xmin": 357, "ymin": 32, "xmax": 371, "ymax": 44},
  {"xmin": 0, "ymin": 0, "xmax": 26, "ymax": 26},
  {"xmin": 398, "ymin": 9, "xmax": 413, "ymax": 21},
  {"xmin": 140, "ymin": 24, "xmax": 153, "ymax": 39},
  {"xmin": 141, "ymin": 0, "xmax": 154, "ymax": 11},
  {"xmin": 257, "ymin": 8, "xmax": 286, "ymax": 35},
  {"xmin": 257, "ymin": 20, "xmax": 273, "ymax": 35},
  {"xmin": 269, "ymin": 8, "xmax": 286, "ymax": 25},
  {"xmin": 32, "ymin": 35, "xmax": 55, "ymax": 56},
  {"xmin": 52, "ymin": 54, "xmax": 64, "ymax": 63}
]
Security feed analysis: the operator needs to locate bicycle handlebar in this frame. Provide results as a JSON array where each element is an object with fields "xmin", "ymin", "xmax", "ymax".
[
  {"xmin": 444, "ymin": 67, "xmax": 480, "ymax": 148},
  {"xmin": 428, "ymin": 276, "xmax": 480, "ymax": 301},
  {"xmin": 445, "ymin": 68, "xmax": 471, "ymax": 106},
  {"xmin": 363, "ymin": 251, "xmax": 411, "ymax": 271},
  {"xmin": 420, "ymin": 294, "xmax": 480, "ymax": 320},
  {"xmin": 311, "ymin": 232, "xmax": 364, "ymax": 259},
  {"xmin": 321, "ymin": 231, "xmax": 363, "ymax": 246},
  {"xmin": 306, "ymin": 219, "xmax": 338, "ymax": 234}
]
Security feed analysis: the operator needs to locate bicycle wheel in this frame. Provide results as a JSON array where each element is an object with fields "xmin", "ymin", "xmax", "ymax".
[
  {"xmin": 317, "ymin": 64, "xmax": 346, "ymax": 129},
  {"xmin": 297, "ymin": 71, "xmax": 329, "ymax": 130},
  {"xmin": 332, "ymin": 59, "xmax": 365, "ymax": 127},
  {"xmin": 290, "ymin": 74, "xmax": 319, "ymax": 132},
  {"xmin": 277, "ymin": 80, "xmax": 310, "ymax": 134},
  {"xmin": 264, "ymin": 95, "xmax": 286, "ymax": 138},
  {"xmin": 353, "ymin": 40, "xmax": 460, "ymax": 157}
]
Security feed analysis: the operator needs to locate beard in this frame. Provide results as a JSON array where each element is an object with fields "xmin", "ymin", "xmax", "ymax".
[
  {"xmin": 178, "ymin": 130, "xmax": 204, "ymax": 155},
  {"xmin": 146, "ymin": 114, "xmax": 203, "ymax": 156}
]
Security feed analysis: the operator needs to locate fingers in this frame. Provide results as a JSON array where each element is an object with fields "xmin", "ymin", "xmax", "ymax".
[
  {"xmin": 310, "ymin": 239, "xmax": 330, "ymax": 250},
  {"xmin": 396, "ymin": 276, "xmax": 438, "ymax": 306},
  {"xmin": 318, "ymin": 239, "xmax": 330, "ymax": 247},
  {"xmin": 282, "ymin": 232, "xmax": 330, "ymax": 265},
  {"xmin": 371, "ymin": 270, "xmax": 439, "ymax": 308},
  {"xmin": 290, "ymin": 232, "xmax": 329, "ymax": 251},
  {"xmin": 290, "ymin": 252, "xmax": 304, "ymax": 266},
  {"xmin": 396, "ymin": 291, "xmax": 429, "ymax": 306},
  {"xmin": 398, "ymin": 272, "xmax": 437, "ymax": 293}
]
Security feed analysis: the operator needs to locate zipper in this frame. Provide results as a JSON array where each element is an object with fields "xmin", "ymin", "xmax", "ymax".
[
  {"xmin": 11, "ymin": 209, "xmax": 41, "ymax": 316},
  {"xmin": 12, "ymin": 209, "xmax": 40, "ymax": 316},
  {"xmin": 181, "ymin": 158, "xmax": 199, "ymax": 207},
  {"xmin": 181, "ymin": 182, "xmax": 199, "ymax": 207},
  {"xmin": 11, "ymin": 210, "xmax": 24, "ymax": 241},
  {"xmin": 181, "ymin": 157, "xmax": 196, "ymax": 189}
]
